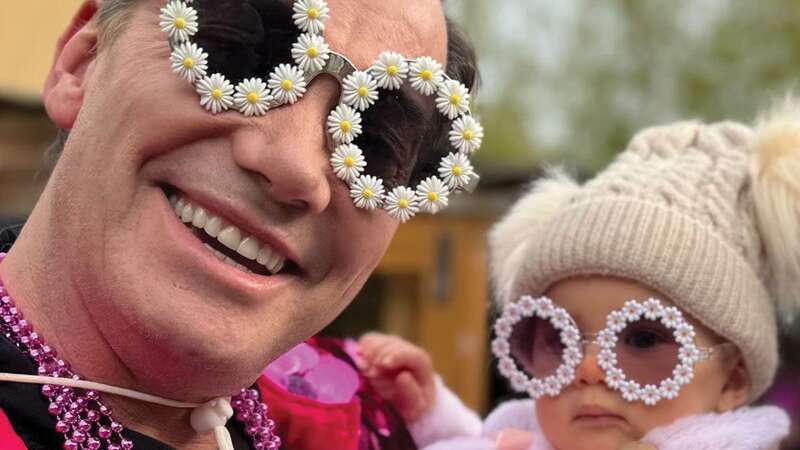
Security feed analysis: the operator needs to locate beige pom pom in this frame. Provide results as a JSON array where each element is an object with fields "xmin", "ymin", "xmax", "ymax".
[
  {"xmin": 751, "ymin": 97, "xmax": 800, "ymax": 322},
  {"xmin": 488, "ymin": 168, "xmax": 581, "ymax": 307}
]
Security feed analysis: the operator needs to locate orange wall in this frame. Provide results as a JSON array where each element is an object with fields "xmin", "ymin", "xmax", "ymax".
[{"xmin": 0, "ymin": 2, "xmax": 86, "ymax": 102}]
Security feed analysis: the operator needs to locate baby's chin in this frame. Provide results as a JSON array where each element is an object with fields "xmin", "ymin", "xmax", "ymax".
[{"xmin": 548, "ymin": 426, "xmax": 641, "ymax": 450}]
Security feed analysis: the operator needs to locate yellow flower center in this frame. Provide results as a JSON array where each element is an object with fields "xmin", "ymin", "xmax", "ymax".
[
  {"xmin": 398, "ymin": 199, "xmax": 409, "ymax": 209},
  {"xmin": 362, "ymin": 189, "xmax": 374, "ymax": 200},
  {"xmin": 344, "ymin": 156, "xmax": 355, "ymax": 168},
  {"xmin": 420, "ymin": 70, "xmax": 433, "ymax": 81},
  {"xmin": 357, "ymin": 86, "xmax": 369, "ymax": 98},
  {"xmin": 307, "ymin": 47, "xmax": 318, "ymax": 58},
  {"xmin": 449, "ymin": 94, "xmax": 461, "ymax": 105},
  {"xmin": 427, "ymin": 192, "xmax": 439, "ymax": 202},
  {"xmin": 340, "ymin": 120, "xmax": 351, "ymax": 133},
  {"xmin": 281, "ymin": 79, "xmax": 293, "ymax": 91},
  {"xmin": 307, "ymin": 8, "xmax": 319, "ymax": 19},
  {"xmin": 387, "ymin": 65, "xmax": 398, "ymax": 76},
  {"xmin": 452, "ymin": 166, "xmax": 463, "ymax": 177},
  {"xmin": 211, "ymin": 89, "xmax": 223, "ymax": 100},
  {"xmin": 183, "ymin": 57, "xmax": 194, "ymax": 68},
  {"xmin": 175, "ymin": 17, "xmax": 186, "ymax": 30},
  {"xmin": 463, "ymin": 130, "xmax": 474, "ymax": 141},
  {"xmin": 247, "ymin": 92, "xmax": 259, "ymax": 104}
]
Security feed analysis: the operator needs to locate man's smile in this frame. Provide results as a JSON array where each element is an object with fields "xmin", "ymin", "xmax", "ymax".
[{"xmin": 164, "ymin": 189, "xmax": 298, "ymax": 278}]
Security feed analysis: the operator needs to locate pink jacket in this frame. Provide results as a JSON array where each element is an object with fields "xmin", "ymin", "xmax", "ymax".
[{"xmin": 408, "ymin": 380, "xmax": 791, "ymax": 450}]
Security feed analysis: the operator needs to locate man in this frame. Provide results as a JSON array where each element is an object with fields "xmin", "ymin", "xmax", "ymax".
[{"xmin": 0, "ymin": 0, "xmax": 478, "ymax": 448}]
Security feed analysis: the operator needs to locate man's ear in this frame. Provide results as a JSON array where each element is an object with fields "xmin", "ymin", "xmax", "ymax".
[
  {"xmin": 43, "ymin": 1, "xmax": 100, "ymax": 130},
  {"xmin": 716, "ymin": 355, "xmax": 752, "ymax": 412}
]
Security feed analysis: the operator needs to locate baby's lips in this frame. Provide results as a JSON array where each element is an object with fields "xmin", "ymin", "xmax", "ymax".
[{"xmin": 494, "ymin": 428, "xmax": 534, "ymax": 450}]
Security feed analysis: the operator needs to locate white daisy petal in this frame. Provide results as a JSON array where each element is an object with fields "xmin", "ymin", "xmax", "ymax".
[
  {"xmin": 415, "ymin": 176, "xmax": 449, "ymax": 214},
  {"xmin": 234, "ymin": 78, "xmax": 272, "ymax": 117},
  {"xmin": 330, "ymin": 144, "xmax": 366, "ymax": 183},
  {"xmin": 436, "ymin": 80, "xmax": 471, "ymax": 119},
  {"xmin": 438, "ymin": 152, "xmax": 476, "ymax": 190},
  {"xmin": 170, "ymin": 41, "xmax": 208, "ymax": 83},
  {"xmin": 291, "ymin": 33, "xmax": 330, "ymax": 72},
  {"xmin": 384, "ymin": 186, "xmax": 419, "ymax": 223},
  {"xmin": 342, "ymin": 71, "xmax": 379, "ymax": 112},
  {"xmin": 326, "ymin": 104, "xmax": 363, "ymax": 144},
  {"xmin": 409, "ymin": 56, "xmax": 444, "ymax": 96},
  {"xmin": 370, "ymin": 51, "xmax": 409, "ymax": 90},
  {"xmin": 196, "ymin": 73, "xmax": 234, "ymax": 114},
  {"xmin": 159, "ymin": 1, "xmax": 199, "ymax": 43},
  {"xmin": 292, "ymin": 0, "xmax": 330, "ymax": 34},
  {"xmin": 449, "ymin": 115, "xmax": 484, "ymax": 154},
  {"xmin": 349, "ymin": 175, "xmax": 385, "ymax": 210},
  {"xmin": 268, "ymin": 64, "xmax": 307, "ymax": 105}
]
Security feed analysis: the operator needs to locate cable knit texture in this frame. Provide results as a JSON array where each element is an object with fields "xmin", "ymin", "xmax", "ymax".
[{"xmin": 489, "ymin": 121, "xmax": 779, "ymax": 399}]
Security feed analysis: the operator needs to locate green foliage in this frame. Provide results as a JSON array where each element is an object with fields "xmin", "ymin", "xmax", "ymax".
[{"xmin": 451, "ymin": 0, "xmax": 800, "ymax": 176}]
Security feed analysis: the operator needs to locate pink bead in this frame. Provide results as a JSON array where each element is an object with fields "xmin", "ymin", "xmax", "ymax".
[
  {"xmin": 87, "ymin": 438, "xmax": 102, "ymax": 450},
  {"xmin": 55, "ymin": 421, "xmax": 71, "ymax": 434},
  {"xmin": 63, "ymin": 411, "xmax": 77, "ymax": 423},
  {"xmin": 48, "ymin": 402, "xmax": 61, "ymax": 416},
  {"xmin": 86, "ymin": 390, "xmax": 100, "ymax": 401},
  {"xmin": 108, "ymin": 444, "xmax": 121, "ymax": 450},
  {"xmin": 71, "ymin": 430, "xmax": 86, "ymax": 443},
  {"xmin": 120, "ymin": 438, "xmax": 134, "ymax": 450},
  {"xmin": 63, "ymin": 440, "xmax": 79, "ymax": 450},
  {"xmin": 98, "ymin": 425, "xmax": 112, "ymax": 439},
  {"xmin": 86, "ymin": 410, "xmax": 100, "ymax": 422},
  {"xmin": 110, "ymin": 421, "xmax": 123, "ymax": 433},
  {"xmin": 100, "ymin": 405, "xmax": 113, "ymax": 416},
  {"xmin": 77, "ymin": 420, "xmax": 92, "ymax": 432}
]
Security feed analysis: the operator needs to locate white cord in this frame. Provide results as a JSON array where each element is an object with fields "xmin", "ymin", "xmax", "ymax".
[{"xmin": 0, "ymin": 372, "xmax": 235, "ymax": 450}]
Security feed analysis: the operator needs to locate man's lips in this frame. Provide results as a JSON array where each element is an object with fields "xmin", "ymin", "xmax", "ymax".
[{"xmin": 166, "ymin": 189, "xmax": 297, "ymax": 276}]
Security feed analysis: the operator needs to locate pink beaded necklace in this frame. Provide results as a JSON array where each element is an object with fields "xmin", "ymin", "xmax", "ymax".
[{"xmin": 0, "ymin": 252, "xmax": 281, "ymax": 450}]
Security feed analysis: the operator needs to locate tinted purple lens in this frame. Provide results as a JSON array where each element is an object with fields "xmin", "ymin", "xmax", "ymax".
[
  {"xmin": 614, "ymin": 319, "xmax": 680, "ymax": 385},
  {"xmin": 509, "ymin": 316, "xmax": 564, "ymax": 379}
]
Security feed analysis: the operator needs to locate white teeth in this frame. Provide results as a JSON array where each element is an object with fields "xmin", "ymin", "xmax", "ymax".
[
  {"xmin": 237, "ymin": 237, "xmax": 260, "ymax": 260},
  {"xmin": 171, "ymin": 194, "xmax": 289, "ymax": 275},
  {"xmin": 192, "ymin": 207, "xmax": 208, "ymax": 229},
  {"xmin": 174, "ymin": 198, "xmax": 186, "ymax": 214},
  {"xmin": 218, "ymin": 226, "xmax": 242, "ymax": 251},
  {"xmin": 181, "ymin": 204, "xmax": 194, "ymax": 223},
  {"xmin": 256, "ymin": 245, "xmax": 274, "ymax": 266},
  {"xmin": 204, "ymin": 216, "xmax": 223, "ymax": 238},
  {"xmin": 204, "ymin": 243, "xmax": 227, "ymax": 261}
]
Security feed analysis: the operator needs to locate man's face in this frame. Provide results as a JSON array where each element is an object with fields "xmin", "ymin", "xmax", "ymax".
[{"xmin": 48, "ymin": 0, "xmax": 447, "ymax": 399}]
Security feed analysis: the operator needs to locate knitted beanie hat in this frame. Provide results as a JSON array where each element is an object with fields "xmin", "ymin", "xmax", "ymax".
[{"xmin": 489, "ymin": 107, "xmax": 800, "ymax": 400}]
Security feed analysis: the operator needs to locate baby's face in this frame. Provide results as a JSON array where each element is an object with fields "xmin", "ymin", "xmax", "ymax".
[{"xmin": 534, "ymin": 276, "xmax": 747, "ymax": 450}]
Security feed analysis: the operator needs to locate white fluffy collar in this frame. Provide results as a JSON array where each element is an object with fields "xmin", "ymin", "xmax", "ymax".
[{"xmin": 482, "ymin": 399, "xmax": 790, "ymax": 450}]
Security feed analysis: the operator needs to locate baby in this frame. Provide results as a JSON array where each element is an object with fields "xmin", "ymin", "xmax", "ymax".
[{"xmin": 358, "ymin": 105, "xmax": 800, "ymax": 450}]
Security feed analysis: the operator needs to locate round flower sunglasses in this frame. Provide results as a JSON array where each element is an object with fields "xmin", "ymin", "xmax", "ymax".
[
  {"xmin": 159, "ymin": 0, "xmax": 483, "ymax": 220},
  {"xmin": 492, "ymin": 296, "xmax": 737, "ymax": 406}
]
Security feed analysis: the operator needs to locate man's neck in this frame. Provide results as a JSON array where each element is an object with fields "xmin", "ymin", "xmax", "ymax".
[{"xmin": 0, "ymin": 210, "xmax": 219, "ymax": 449}]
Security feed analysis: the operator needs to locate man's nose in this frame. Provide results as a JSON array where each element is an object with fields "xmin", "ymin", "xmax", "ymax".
[{"xmin": 230, "ymin": 79, "xmax": 339, "ymax": 214}]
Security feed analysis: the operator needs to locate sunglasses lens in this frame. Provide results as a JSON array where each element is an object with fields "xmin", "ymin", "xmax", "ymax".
[
  {"xmin": 615, "ymin": 319, "xmax": 680, "ymax": 385},
  {"xmin": 356, "ymin": 86, "xmax": 438, "ymax": 189},
  {"xmin": 510, "ymin": 316, "xmax": 565, "ymax": 379},
  {"xmin": 192, "ymin": 0, "xmax": 300, "ymax": 83}
]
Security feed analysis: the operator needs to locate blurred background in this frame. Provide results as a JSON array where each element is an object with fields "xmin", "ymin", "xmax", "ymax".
[{"xmin": 1, "ymin": 1, "xmax": 799, "ymax": 448}]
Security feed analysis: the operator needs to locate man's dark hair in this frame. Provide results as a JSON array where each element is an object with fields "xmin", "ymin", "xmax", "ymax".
[{"xmin": 47, "ymin": 0, "xmax": 479, "ymax": 185}]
